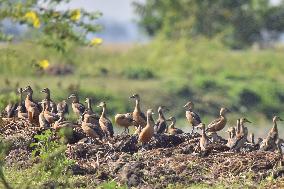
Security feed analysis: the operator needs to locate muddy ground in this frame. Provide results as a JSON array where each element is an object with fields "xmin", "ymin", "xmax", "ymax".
[{"xmin": 1, "ymin": 118, "xmax": 284, "ymax": 188}]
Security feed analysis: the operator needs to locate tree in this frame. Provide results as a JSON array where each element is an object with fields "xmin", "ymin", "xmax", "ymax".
[
  {"xmin": 0, "ymin": 0, "xmax": 102, "ymax": 52},
  {"xmin": 133, "ymin": 0, "xmax": 284, "ymax": 48}
]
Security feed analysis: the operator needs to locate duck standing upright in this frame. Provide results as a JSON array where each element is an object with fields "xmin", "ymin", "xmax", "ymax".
[
  {"xmin": 206, "ymin": 107, "xmax": 230, "ymax": 133},
  {"xmin": 184, "ymin": 101, "xmax": 202, "ymax": 134},
  {"xmin": 138, "ymin": 109, "xmax": 155, "ymax": 148},
  {"xmin": 97, "ymin": 101, "xmax": 114, "ymax": 138},
  {"xmin": 130, "ymin": 94, "xmax": 147, "ymax": 130},
  {"xmin": 23, "ymin": 86, "xmax": 40, "ymax": 123},
  {"xmin": 155, "ymin": 106, "xmax": 168, "ymax": 134},
  {"xmin": 41, "ymin": 88, "xmax": 57, "ymax": 113},
  {"xmin": 68, "ymin": 94, "xmax": 85, "ymax": 122}
]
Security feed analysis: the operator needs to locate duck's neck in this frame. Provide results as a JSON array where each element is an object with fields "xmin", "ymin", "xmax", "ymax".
[
  {"xmin": 202, "ymin": 128, "xmax": 206, "ymax": 136},
  {"xmin": 101, "ymin": 106, "xmax": 106, "ymax": 118},
  {"xmin": 135, "ymin": 99, "xmax": 141, "ymax": 112},
  {"xmin": 273, "ymin": 120, "xmax": 278, "ymax": 131},
  {"xmin": 240, "ymin": 121, "xmax": 245, "ymax": 133},
  {"xmin": 45, "ymin": 92, "xmax": 51, "ymax": 101},
  {"xmin": 26, "ymin": 92, "xmax": 33, "ymax": 101},
  {"xmin": 147, "ymin": 113, "xmax": 153, "ymax": 127},
  {"xmin": 19, "ymin": 92, "xmax": 23, "ymax": 103},
  {"xmin": 87, "ymin": 102, "xmax": 93, "ymax": 112},
  {"xmin": 158, "ymin": 111, "xmax": 165, "ymax": 120}
]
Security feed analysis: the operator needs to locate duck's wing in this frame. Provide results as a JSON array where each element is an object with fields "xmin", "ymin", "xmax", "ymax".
[
  {"xmin": 192, "ymin": 111, "xmax": 202, "ymax": 124},
  {"xmin": 207, "ymin": 117, "xmax": 222, "ymax": 129},
  {"xmin": 156, "ymin": 120, "xmax": 167, "ymax": 134}
]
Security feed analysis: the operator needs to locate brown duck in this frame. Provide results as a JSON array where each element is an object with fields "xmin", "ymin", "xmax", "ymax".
[
  {"xmin": 166, "ymin": 116, "xmax": 183, "ymax": 135},
  {"xmin": 42, "ymin": 100, "xmax": 59, "ymax": 125},
  {"xmin": 97, "ymin": 101, "xmax": 114, "ymax": 138},
  {"xmin": 41, "ymin": 88, "xmax": 57, "ymax": 113},
  {"xmin": 39, "ymin": 101, "xmax": 50, "ymax": 128},
  {"xmin": 138, "ymin": 109, "xmax": 155, "ymax": 144},
  {"xmin": 57, "ymin": 100, "xmax": 69, "ymax": 115},
  {"xmin": 155, "ymin": 106, "xmax": 168, "ymax": 134},
  {"xmin": 115, "ymin": 113, "xmax": 134, "ymax": 133},
  {"xmin": 23, "ymin": 86, "xmax": 40, "ymax": 123},
  {"xmin": 16, "ymin": 105, "xmax": 28, "ymax": 119},
  {"xmin": 196, "ymin": 123, "xmax": 209, "ymax": 151},
  {"xmin": 68, "ymin": 94, "xmax": 85, "ymax": 117},
  {"xmin": 130, "ymin": 94, "xmax": 147, "ymax": 128},
  {"xmin": 79, "ymin": 111, "xmax": 104, "ymax": 139},
  {"xmin": 229, "ymin": 118, "xmax": 251, "ymax": 151},
  {"xmin": 184, "ymin": 101, "xmax": 202, "ymax": 134},
  {"xmin": 84, "ymin": 98, "xmax": 99, "ymax": 125},
  {"xmin": 260, "ymin": 116, "xmax": 283, "ymax": 151},
  {"xmin": 206, "ymin": 107, "xmax": 230, "ymax": 133}
]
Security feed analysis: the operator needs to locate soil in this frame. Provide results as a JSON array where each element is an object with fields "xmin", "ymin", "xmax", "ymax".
[{"xmin": 1, "ymin": 118, "xmax": 284, "ymax": 188}]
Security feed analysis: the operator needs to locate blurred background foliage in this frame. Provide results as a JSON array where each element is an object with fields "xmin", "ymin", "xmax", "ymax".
[
  {"xmin": 133, "ymin": 0, "xmax": 284, "ymax": 48},
  {"xmin": 0, "ymin": 0, "xmax": 284, "ymax": 135}
]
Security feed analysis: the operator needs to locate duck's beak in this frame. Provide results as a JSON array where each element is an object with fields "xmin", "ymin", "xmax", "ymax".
[{"xmin": 183, "ymin": 104, "xmax": 188, "ymax": 108}]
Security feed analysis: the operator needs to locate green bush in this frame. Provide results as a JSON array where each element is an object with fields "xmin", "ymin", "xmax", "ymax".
[{"xmin": 122, "ymin": 67, "xmax": 155, "ymax": 80}]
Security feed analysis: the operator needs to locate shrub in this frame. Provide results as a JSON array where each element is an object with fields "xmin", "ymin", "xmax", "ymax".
[{"xmin": 122, "ymin": 67, "xmax": 155, "ymax": 80}]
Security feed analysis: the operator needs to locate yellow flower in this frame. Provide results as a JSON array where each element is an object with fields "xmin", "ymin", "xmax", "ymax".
[
  {"xmin": 33, "ymin": 18, "xmax": 41, "ymax": 28},
  {"xmin": 38, "ymin": 59, "xmax": 50, "ymax": 70},
  {"xmin": 70, "ymin": 9, "xmax": 81, "ymax": 21},
  {"xmin": 24, "ymin": 11, "xmax": 37, "ymax": 21},
  {"xmin": 24, "ymin": 11, "xmax": 41, "ymax": 28},
  {"xmin": 90, "ymin": 38, "xmax": 103, "ymax": 46}
]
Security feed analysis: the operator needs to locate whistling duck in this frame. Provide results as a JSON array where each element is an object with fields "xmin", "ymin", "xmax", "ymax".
[
  {"xmin": 114, "ymin": 113, "xmax": 134, "ymax": 133},
  {"xmin": 82, "ymin": 111, "xmax": 104, "ymax": 138},
  {"xmin": 236, "ymin": 118, "xmax": 251, "ymax": 139},
  {"xmin": 249, "ymin": 133, "xmax": 255, "ymax": 144},
  {"xmin": 17, "ymin": 87, "xmax": 27, "ymax": 112},
  {"xmin": 206, "ymin": 107, "xmax": 230, "ymax": 133},
  {"xmin": 84, "ymin": 98, "xmax": 99, "ymax": 125},
  {"xmin": 235, "ymin": 119, "xmax": 240, "ymax": 136},
  {"xmin": 41, "ymin": 88, "xmax": 57, "ymax": 113},
  {"xmin": 57, "ymin": 100, "xmax": 69, "ymax": 115},
  {"xmin": 196, "ymin": 123, "xmax": 209, "ymax": 151},
  {"xmin": 138, "ymin": 109, "xmax": 155, "ymax": 145},
  {"xmin": 42, "ymin": 100, "xmax": 59, "ymax": 124},
  {"xmin": 260, "ymin": 116, "xmax": 283, "ymax": 151},
  {"xmin": 229, "ymin": 118, "xmax": 251, "ymax": 151},
  {"xmin": 184, "ymin": 101, "xmax": 202, "ymax": 134},
  {"xmin": 155, "ymin": 106, "xmax": 168, "ymax": 134},
  {"xmin": 4, "ymin": 102, "xmax": 17, "ymax": 118},
  {"xmin": 53, "ymin": 112, "xmax": 76, "ymax": 131},
  {"xmin": 16, "ymin": 105, "xmax": 28, "ymax": 119},
  {"xmin": 39, "ymin": 101, "xmax": 50, "ymax": 128},
  {"xmin": 166, "ymin": 116, "xmax": 183, "ymax": 135},
  {"xmin": 97, "ymin": 101, "xmax": 114, "ymax": 138},
  {"xmin": 68, "ymin": 94, "xmax": 85, "ymax": 119},
  {"xmin": 23, "ymin": 86, "xmax": 40, "ymax": 123},
  {"xmin": 226, "ymin": 126, "xmax": 236, "ymax": 147},
  {"xmin": 130, "ymin": 94, "xmax": 147, "ymax": 128}
]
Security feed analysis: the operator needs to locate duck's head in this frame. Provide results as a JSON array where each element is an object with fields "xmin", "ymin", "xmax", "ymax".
[
  {"xmin": 196, "ymin": 123, "xmax": 206, "ymax": 130},
  {"xmin": 158, "ymin": 106, "xmax": 169, "ymax": 113},
  {"xmin": 85, "ymin": 98, "xmax": 91, "ymax": 104},
  {"xmin": 166, "ymin": 116, "xmax": 176, "ymax": 123},
  {"xmin": 68, "ymin": 93, "xmax": 77, "ymax": 99},
  {"xmin": 146, "ymin": 109, "xmax": 154, "ymax": 116},
  {"xmin": 125, "ymin": 113, "xmax": 133, "ymax": 119},
  {"xmin": 129, "ymin": 94, "xmax": 140, "ymax": 100},
  {"xmin": 220, "ymin": 107, "xmax": 230, "ymax": 116},
  {"xmin": 183, "ymin": 101, "xmax": 194, "ymax": 110},
  {"xmin": 17, "ymin": 88, "xmax": 23, "ymax": 94},
  {"xmin": 273, "ymin": 116, "xmax": 283, "ymax": 123},
  {"xmin": 240, "ymin": 117, "xmax": 252, "ymax": 124},
  {"xmin": 40, "ymin": 88, "xmax": 50, "ymax": 94},
  {"xmin": 97, "ymin": 101, "xmax": 106, "ymax": 108},
  {"xmin": 226, "ymin": 126, "xmax": 235, "ymax": 133},
  {"xmin": 23, "ymin": 86, "xmax": 33, "ymax": 93}
]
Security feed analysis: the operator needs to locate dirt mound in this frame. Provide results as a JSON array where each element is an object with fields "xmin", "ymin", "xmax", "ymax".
[{"xmin": 1, "ymin": 119, "xmax": 284, "ymax": 188}]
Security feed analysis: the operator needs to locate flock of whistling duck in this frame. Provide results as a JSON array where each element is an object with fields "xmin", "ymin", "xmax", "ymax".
[{"xmin": 2, "ymin": 86, "xmax": 284, "ymax": 153}]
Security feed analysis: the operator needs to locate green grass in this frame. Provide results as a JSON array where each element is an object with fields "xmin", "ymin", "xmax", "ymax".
[{"xmin": 0, "ymin": 38, "xmax": 284, "ymax": 136}]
